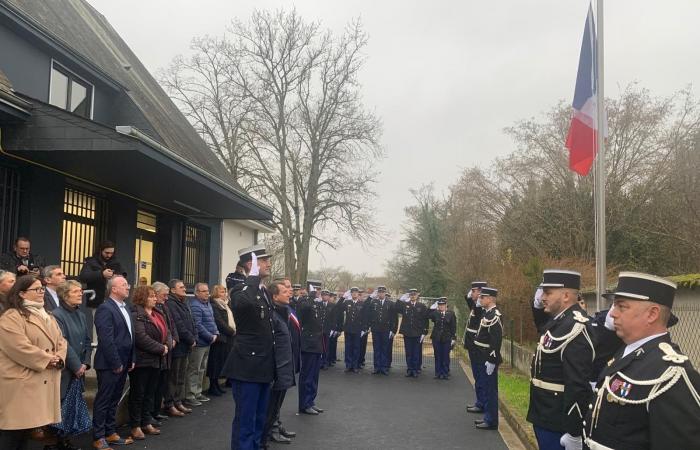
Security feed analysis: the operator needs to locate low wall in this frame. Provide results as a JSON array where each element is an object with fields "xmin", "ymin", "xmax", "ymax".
[{"xmin": 501, "ymin": 337, "xmax": 533, "ymax": 375}]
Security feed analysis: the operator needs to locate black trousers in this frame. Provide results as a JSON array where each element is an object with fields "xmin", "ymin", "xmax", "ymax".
[
  {"xmin": 0, "ymin": 429, "xmax": 28, "ymax": 450},
  {"xmin": 152, "ymin": 369, "xmax": 169, "ymax": 415},
  {"xmin": 263, "ymin": 389, "xmax": 287, "ymax": 441},
  {"xmin": 128, "ymin": 367, "xmax": 160, "ymax": 427}
]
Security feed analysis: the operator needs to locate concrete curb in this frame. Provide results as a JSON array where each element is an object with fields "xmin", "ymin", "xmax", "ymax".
[{"xmin": 456, "ymin": 349, "xmax": 536, "ymax": 450}]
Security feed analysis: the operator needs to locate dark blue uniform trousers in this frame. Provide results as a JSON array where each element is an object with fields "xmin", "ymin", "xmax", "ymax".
[
  {"xmin": 432, "ymin": 340, "xmax": 451, "ymax": 377},
  {"xmin": 482, "ymin": 366, "xmax": 499, "ymax": 427},
  {"xmin": 344, "ymin": 332, "xmax": 362, "ymax": 369},
  {"xmin": 372, "ymin": 331, "xmax": 391, "ymax": 371},
  {"xmin": 533, "ymin": 426, "xmax": 565, "ymax": 450},
  {"xmin": 359, "ymin": 331, "xmax": 369, "ymax": 365},
  {"xmin": 404, "ymin": 336, "xmax": 422, "ymax": 373},
  {"xmin": 328, "ymin": 334, "xmax": 338, "ymax": 364},
  {"xmin": 231, "ymin": 380, "xmax": 271, "ymax": 450},
  {"xmin": 468, "ymin": 347, "xmax": 487, "ymax": 408},
  {"xmin": 93, "ymin": 369, "xmax": 128, "ymax": 439},
  {"xmin": 388, "ymin": 334, "xmax": 394, "ymax": 367},
  {"xmin": 320, "ymin": 333, "xmax": 331, "ymax": 368},
  {"xmin": 299, "ymin": 352, "xmax": 322, "ymax": 411}
]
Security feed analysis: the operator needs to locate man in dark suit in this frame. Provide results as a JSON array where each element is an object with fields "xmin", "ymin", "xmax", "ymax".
[
  {"xmin": 42, "ymin": 265, "xmax": 66, "ymax": 312},
  {"xmin": 92, "ymin": 275, "xmax": 136, "ymax": 449},
  {"xmin": 221, "ymin": 244, "xmax": 274, "ymax": 450},
  {"xmin": 395, "ymin": 289, "xmax": 429, "ymax": 377},
  {"xmin": 0, "ymin": 236, "xmax": 45, "ymax": 276}
]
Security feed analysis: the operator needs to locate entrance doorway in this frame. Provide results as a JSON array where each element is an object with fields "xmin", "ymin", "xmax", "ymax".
[{"xmin": 135, "ymin": 211, "xmax": 157, "ymax": 286}]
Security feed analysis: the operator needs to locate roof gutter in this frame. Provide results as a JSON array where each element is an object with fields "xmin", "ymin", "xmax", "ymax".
[{"xmin": 115, "ymin": 125, "xmax": 273, "ymax": 216}]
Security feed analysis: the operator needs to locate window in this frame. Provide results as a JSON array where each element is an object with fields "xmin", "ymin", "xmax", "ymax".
[
  {"xmin": 182, "ymin": 223, "xmax": 210, "ymax": 289},
  {"xmin": 49, "ymin": 62, "xmax": 93, "ymax": 119},
  {"xmin": 0, "ymin": 166, "xmax": 21, "ymax": 254},
  {"xmin": 60, "ymin": 187, "xmax": 108, "ymax": 277}
]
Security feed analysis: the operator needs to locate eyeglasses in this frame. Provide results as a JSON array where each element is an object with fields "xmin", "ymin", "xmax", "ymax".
[{"xmin": 25, "ymin": 287, "xmax": 45, "ymax": 293}]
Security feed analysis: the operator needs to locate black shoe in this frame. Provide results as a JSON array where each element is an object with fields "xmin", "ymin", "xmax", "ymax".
[
  {"xmin": 373, "ymin": 370, "xmax": 381, "ymax": 374},
  {"xmin": 311, "ymin": 406, "xmax": 324, "ymax": 413},
  {"xmin": 154, "ymin": 413, "xmax": 169, "ymax": 421},
  {"xmin": 344, "ymin": 368, "xmax": 354, "ymax": 373},
  {"xmin": 300, "ymin": 407, "xmax": 319, "ymax": 415},
  {"xmin": 270, "ymin": 431, "xmax": 292, "ymax": 443},
  {"xmin": 466, "ymin": 406, "xmax": 484, "ymax": 413},
  {"xmin": 278, "ymin": 427, "xmax": 296, "ymax": 438},
  {"xmin": 475, "ymin": 422, "xmax": 498, "ymax": 430},
  {"xmin": 58, "ymin": 441, "xmax": 82, "ymax": 450},
  {"xmin": 149, "ymin": 419, "xmax": 163, "ymax": 427},
  {"xmin": 474, "ymin": 419, "xmax": 485, "ymax": 425}
]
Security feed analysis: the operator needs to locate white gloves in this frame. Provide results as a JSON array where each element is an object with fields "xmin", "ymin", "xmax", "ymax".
[
  {"xmin": 419, "ymin": 334, "xmax": 426, "ymax": 344},
  {"xmin": 475, "ymin": 298, "xmax": 482, "ymax": 307},
  {"xmin": 399, "ymin": 293, "xmax": 410, "ymax": 302},
  {"xmin": 249, "ymin": 252, "xmax": 259, "ymax": 276},
  {"xmin": 430, "ymin": 301, "xmax": 438, "ymax": 310},
  {"xmin": 604, "ymin": 307, "xmax": 615, "ymax": 331},
  {"xmin": 485, "ymin": 361, "xmax": 495, "ymax": 376},
  {"xmin": 533, "ymin": 288, "xmax": 544, "ymax": 309},
  {"xmin": 389, "ymin": 331, "xmax": 394, "ymax": 339},
  {"xmin": 450, "ymin": 339, "xmax": 456, "ymax": 347},
  {"xmin": 360, "ymin": 331, "xmax": 367, "ymax": 338},
  {"xmin": 559, "ymin": 433, "xmax": 582, "ymax": 450}
]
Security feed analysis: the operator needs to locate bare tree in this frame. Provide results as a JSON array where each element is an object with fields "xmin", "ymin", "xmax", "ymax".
[{"xmin": 160, "ymin": 9, "xmax": 383, "ymax": 283}]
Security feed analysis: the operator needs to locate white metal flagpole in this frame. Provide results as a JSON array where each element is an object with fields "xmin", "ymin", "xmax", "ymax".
[{"xmin": 594, "ymin": 0, "xmax": 606, "ymax": 312}]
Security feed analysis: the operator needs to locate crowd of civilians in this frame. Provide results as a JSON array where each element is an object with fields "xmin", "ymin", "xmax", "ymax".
[{"xmin": 0, "ymin": 237, "xmax": 237, "ymax": 450}]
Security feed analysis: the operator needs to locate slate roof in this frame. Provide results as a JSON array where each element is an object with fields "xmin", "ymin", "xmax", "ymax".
[{"xmin": 2, "ymin": 0, "xmax": 242, "ymax": 189}]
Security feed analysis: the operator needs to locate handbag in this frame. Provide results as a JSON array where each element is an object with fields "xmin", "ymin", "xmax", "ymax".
[{"xmin": 52, "ymin": 377, "xmax": 92, "ymax": 437}]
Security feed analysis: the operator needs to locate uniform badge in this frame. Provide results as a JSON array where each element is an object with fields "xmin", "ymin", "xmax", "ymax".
[
  {"xmin": 542, "ymin": 334, "xmax": 553, "ymax": 349},
  {"xmin": 659, "ymin": 342, "xmax": 689, "ymax": 364},
  {"xmin": 619, "ymin": 382, "xmax": 632, "ymax": 398}
]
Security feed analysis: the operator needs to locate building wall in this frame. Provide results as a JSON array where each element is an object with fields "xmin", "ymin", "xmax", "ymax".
[
  {"xmin": 220, "ymin": 220, "xmax": 256, "ymax": 283},
  {"xmin": 0, "ymin": 23, "xmax": 117, "ymax": 124}
]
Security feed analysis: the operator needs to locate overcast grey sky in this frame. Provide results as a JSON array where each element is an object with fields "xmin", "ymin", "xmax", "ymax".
[{"xmin": 87, "ymin": 0, "xmax": 700, "ymax": 276}]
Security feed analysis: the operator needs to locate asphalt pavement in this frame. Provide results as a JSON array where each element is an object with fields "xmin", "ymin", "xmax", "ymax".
[{"xmin": 29, "ymin": 364, "xmax": 510, "ymax": 450}]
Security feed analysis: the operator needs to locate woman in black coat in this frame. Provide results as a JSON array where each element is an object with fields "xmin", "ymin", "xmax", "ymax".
[
  {"xmin": 128, "ymin": 286, "xmax": 170, "ymax": 440},
  {"xmin": 206, "ymin": 285, "xmax": 236, "ymax": 396}
]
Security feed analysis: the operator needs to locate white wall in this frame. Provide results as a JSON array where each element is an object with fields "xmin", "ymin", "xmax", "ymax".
[{"xmin": 220, "ymin": 220, "xmax": 256, "ymax": 284}]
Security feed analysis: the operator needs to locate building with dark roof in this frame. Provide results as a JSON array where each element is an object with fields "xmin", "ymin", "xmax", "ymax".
[{"xmin": 0, "ymin": 0, "xmax": 273, "ymax": 287}]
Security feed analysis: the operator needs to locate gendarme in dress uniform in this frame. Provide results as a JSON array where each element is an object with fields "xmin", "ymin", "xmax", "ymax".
[{"xmin": 585, "ymin": 272, "xmax": 700, "ymax": 450}]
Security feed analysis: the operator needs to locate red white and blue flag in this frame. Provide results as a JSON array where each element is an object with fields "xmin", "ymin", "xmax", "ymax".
[{"xmin": 565, "ymin": 4, "xmax": 607, "ymax": 176}]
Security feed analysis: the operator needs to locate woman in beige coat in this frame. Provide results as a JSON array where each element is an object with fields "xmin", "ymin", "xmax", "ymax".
[{"xmin": 0, "ymin": 275, "xmax": 67, "ymax": 449}]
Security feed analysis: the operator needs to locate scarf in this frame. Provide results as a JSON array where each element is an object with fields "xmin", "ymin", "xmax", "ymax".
[
  {"xmin": 212, "ymin": 297, "xmax": 236, "ymax": 332},
  {"xmin": 23, "ymin": 298, "xmax": 51, "ymax": 324}
]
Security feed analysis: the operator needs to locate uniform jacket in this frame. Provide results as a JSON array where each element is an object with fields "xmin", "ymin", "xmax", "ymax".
[
  {"xmin": 335, "ymin": 298, "xmax": 367, "ymax": 334},
  {"xmin": 429, "ymin": 309, "xmax": 457, "ymax": 343},
  {"xmin": 93, "ymin": 298, "xmax": 135, "ymax": 371},
  {"xmin": 0, "ymin": 251, "xmax": 45, "ymax": 275},
  {"xmin": 0, "ymin": 308, "xmax": 68, "ymax": 429},
  {"xmin": 318, "ymin": 300, "xmax": 336, "ymax": 334},
  {"xmin": 271, "ymin": 304, "xmax": 296, "ymax": 391},
  {"xmin": 396, "ymin": 301, "xmax": 429, "ymax": 337},
  {"xmin": 297, "ymin": 297, "xmax": 324, "ymax": 353},
  {"xmin": 585, "ymin": 334, "xmax": 700, "ymax": 450},
  {"xmin": 473, "ymin": 307, "xmax": 502, "ymax": 364},
  {"xmin": 189, "ymin": 297, "xmax": 219, "ymax": 347},
  {"xmin": 225, "ymin": 271, "xmax": 246, "ymax": 290},
  {"xmin": 366, "ymin": 298, "xmax": 398, "ymax": 334},
  {"xmin": 131, "ymin": 305, "xmax": 169, "ymax": 369},
  {"xmin": 78, "ymin": 255, "xmax": 125, "ymax": 307},
  {"xmin": 527, "ymin": 304, "xmax": 594, "ymax": 436},
  {"xmin": 462, "ymin": 295, "xmax": 483, "ymax": 349},
  {"xmin": 166, "ymin": 294, "xmax": 196, "ymax": 358},
  {"xmin": 52, "ymin": 303, "xmax": 92, "ymax": 398},
  {"xmin": 221, "ymin": 275, "xmax": 275, "ymax": 383}
]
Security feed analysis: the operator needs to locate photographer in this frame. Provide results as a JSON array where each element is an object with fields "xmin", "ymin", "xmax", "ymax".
[
  {"xmin": 79, "ymin": 240, "xmax": 125, "ymax": 308},
  {"xmin": 0, "ymin": 237, "xmax": 45, "ymax": 276}
]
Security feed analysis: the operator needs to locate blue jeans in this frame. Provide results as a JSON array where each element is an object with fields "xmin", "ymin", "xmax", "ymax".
[{"xmin": 231, "ymin": 380, "xmax": 271, "ymax": 450}]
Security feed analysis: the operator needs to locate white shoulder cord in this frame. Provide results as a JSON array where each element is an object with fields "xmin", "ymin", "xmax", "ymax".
[{"xmin": 534, "ymin": 323, "xmax": 595, "ymax": 374}]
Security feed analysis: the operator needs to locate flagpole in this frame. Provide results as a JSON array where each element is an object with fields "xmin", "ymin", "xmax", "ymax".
[{"xmin": 594, "ymin": 0, "xmax": 606, "ymax": 312}]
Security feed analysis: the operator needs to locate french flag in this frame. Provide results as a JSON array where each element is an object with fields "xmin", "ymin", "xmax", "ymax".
[{"xmin": 565, "ymin": 4, "xmax": 606, "ymax": 176}]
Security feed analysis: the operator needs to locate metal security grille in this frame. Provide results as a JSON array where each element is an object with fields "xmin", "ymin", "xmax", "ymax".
[
  {"xmin": 0, "ymin": 166, "xmax": 21, "ymax": 253},
  {"xmin": 60, "ymin": 187, "xmax": 108, "ymax": 277},
  {"xmin": 182, "ymin": 223, "xmax": 210, "ymax": 289}
]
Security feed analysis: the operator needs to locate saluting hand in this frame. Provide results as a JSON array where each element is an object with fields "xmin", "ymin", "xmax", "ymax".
[{"xmin": 250, "ymin": 252, "xmax": 260, "ymax": 276}]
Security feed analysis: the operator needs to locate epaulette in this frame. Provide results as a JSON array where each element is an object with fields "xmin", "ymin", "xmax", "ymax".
[
  {"xmin": 495, "ymin": 310, "xmax": 502, "ymax": 317},
  {"xmin": 659, "ymin": 342, "xmax": 689, "ymax": 364},
  {"xmin": 573, "ymin": 310, "xmax": 589, "ymax": 323}
]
